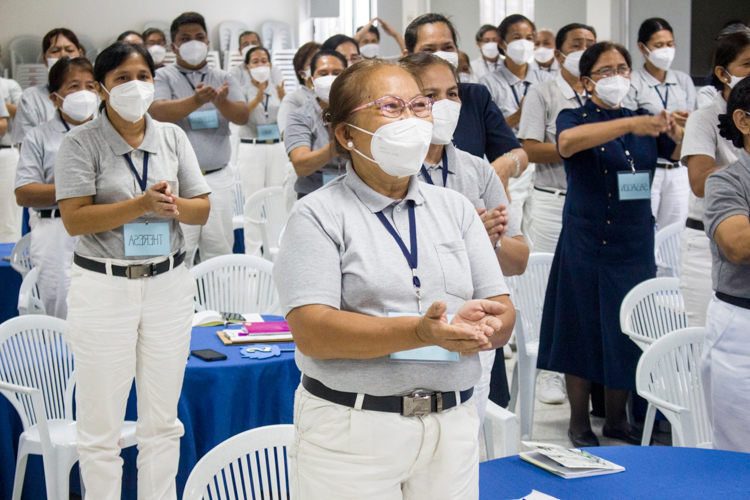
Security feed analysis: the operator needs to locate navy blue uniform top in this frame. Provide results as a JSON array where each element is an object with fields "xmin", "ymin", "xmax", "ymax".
[{"xmin": 454, "ymin": 83, "xmax": 520, "ymax": 163}]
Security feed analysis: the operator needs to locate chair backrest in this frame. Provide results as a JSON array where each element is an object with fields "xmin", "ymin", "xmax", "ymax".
[
  {"xmin": 654, "ymin": 221, "xmax": 683, "ymax": 277},
  {"xmin": 243, "ymin": 187, "xmax": 289, "ymax": 262},
  {"xmin": 620, "ymin": 277, "xmax": 688, "ymax": 350},
  {"xmin": 636, "ymin": 327, "xmax": 712, "ymax": 448},
  {"xmin": 505, "ymin": 253, "xmax": 554, "ymax": 346},
  {"xmin": 10, "ymin": 232, "xmax": 33, "ymax": 277},
  {"xmin": 206, "ymin": 50, "xmax": 222, "ymax": 70},
  {"xmin": 270, "ymin": 49, "xmax": 299, "ymax": 94},
  {"xmin": 77, "ymin": 34, "xmax": 99, "ymax": 64},
  {"xmin": 9, "ymin": 35, "xmax": 42, "ymax": 78},
  {"xmin": 0, "ymin": 315, "xmax": 72, "ymax": 430},
  {"xmin": 224, "ymin": 51, "xmax": 245, "ymax": 71},
  {"xmin": 233, "ymin": 167, "xmax": 245, "ymax": 219},
  {"xmin": 262, "ymin": 21, "xmax": 294, "ymax": 52},
  {"xmin": 190, "ymin": 254, "xmax": 279, "ymax": 315},
  {"xmin": 219, "ymin": 21, "xmax": 250, "ymax": 53},
  {"xmin": 183, "ymin": 424, "xmax": 294, "ymax": 500},
  {"xmin": 17, "ymin": 267, "xmax": 46, "ymax": 316}
]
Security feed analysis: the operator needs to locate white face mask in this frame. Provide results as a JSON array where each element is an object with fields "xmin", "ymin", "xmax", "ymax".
[
  {"xmin": 562, "ymin": 50, "xmax": 585, "ymax": 78},
  {"xmin": 313, "ymin": 75, "xmax": 337, "ymax": 102},
  {"xmin": 147, "ymin": 45, "xmax": 166, "ymax": 65},
  {"xmin": 103, "ymin": 80, "xmax": 155, "ymax": 123},
  {"xmin": 434, "ymin": 51, "xmax": 459, "ymax": 68},
  {"xmin": 534, "ymin": 47, "xmax": 555, "ymax": 64},
  {"xmin": 178, "ymin": 40, "xmax": 208, "ymax": 66},
  {"xmin": 56, "ymin": 90, "xmax": 98, "ymax": 122},
  {"xmin": 430, "ymin": 99, "xmax": 461, "ymax": 145},
  {"xmin": 249, "ymin": 65, "xmax": 271, "ymax": 83},
  {"xmin": 505, "ymin": 39, "xmax": 535, "ymax": 65},
  {"xmin": 646, "ymin": 46, "xmax": 675, "ymax": 71},
  {"xmin": 592, "ymin": 75, "xmax": 631, "ymax": 108},
  {"xmin": 481, "ymin": 42, "xmax": 499, "ymax": 59},
  {"xmin": 46, "ymin": 58, "xmax": 59, "ymax": 71},
  {"xmin": 348, "ymin": 118, "xmax": 433, "ymax": 178},
  {"xmin": 360, "ymin": 43, "xmax": 380, "ymax": 59},
  {"xmin": 241, "ymin": 44, "xmax": 258, "ymax": 58},
  {"xmin": 725, "ymin": 70, "xmax": 746, "ymax": 89},
  {"xmin": 458, "ymin": 72, "xmax": 472, "ymax": 83}
]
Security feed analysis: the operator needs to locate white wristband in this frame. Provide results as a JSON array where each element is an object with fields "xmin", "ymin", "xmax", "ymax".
[{"xmin": 504, "ymin": 152, "xmax": 521, "ymax": 178}]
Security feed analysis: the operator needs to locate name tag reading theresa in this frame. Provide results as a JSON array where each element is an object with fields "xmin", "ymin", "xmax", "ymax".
[
  {"xmin": 387, "ymin": 312, "xmax": 460, "ymax": 362},
  {"xmin": 617, "ymin": 171, "xmax": 651, "ymax": 201},
  {"xmin": 123, "ymin": 223, "xmax": 170, "ymax": 257},
  {"xmin": 189, "ymin": 110, "xmax": 219, "ymax": 130}
]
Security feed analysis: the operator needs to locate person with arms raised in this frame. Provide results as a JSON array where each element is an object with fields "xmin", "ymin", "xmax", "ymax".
[{"xmin": 354, "ymin": 18, "xmax": 407, "ymax": 58}]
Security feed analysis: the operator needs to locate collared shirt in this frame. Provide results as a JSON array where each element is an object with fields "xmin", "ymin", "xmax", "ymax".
[
  {"xmin": 15, "ymin": 112, "xmax": 73, "ymax": 210},
  {"xmin": 518, "ymin": 74, "xmax": 586, "ymax": 190},
  {"xmin": 529, "ymin": 58, "xmax": 561, "ymax": 76},
  {"xmin": 0, "ymin": 88, "xmax": 8, "ymax": 120},
  {"xmin": 681, "ymin": 93, "xmax": 742, "ymax": 221},
  {"xmin": 697, "ymin": 86, "xmax": 719, "ymax": 109},
  {"xmin": 0, "ymin": 78, "xmax": 23, "ymax": 147},
  {"xmin": 623, "ymin": 68, "xmax": 696, "ymax": 116},
  {"xmin": 283, "ymin": 98, "xmax": 345, "ymax": 195},
  {"xmin": 420, "ymin": 142, "xmax": 522, "ymax": 238},
  {"xmin": 470, "ymin": 55, "xmax": 503, "ymax": 83},
  {"xmin": 273, "ymin": 162, "xmax": 509, "ymax": 396},
  {"xmin": 478, "ymin": 64, "xmax": 552, "ymax": 133},
  {"xmin": 278, "ymin": 86, "xmax": 316, "ymax": 134},
  {"xmin": 11, "ymin": 84, "xmax": 56, "ymax": 145},
  {"xmin": 55, "ymin": 112, "xmax": 210, "ymax": 260},
  {"xmin": 704, "ymin": 149, "xmax": 750, "ymax": 298},
  {"xmin": 237, "ymin": 78, "xmax": 281, "ymax": 139},
  {"xmin": 154, "ymin": 63, "xmax": 244, "ymax": 171}
]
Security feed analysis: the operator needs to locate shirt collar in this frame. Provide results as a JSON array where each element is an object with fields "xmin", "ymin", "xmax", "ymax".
[
  {"xmin": 344, "ymin": 161, "xmax": 425, "ymax": 213},
  {"xmin": 641, "ymin": 68, "xmax": 678, "ymax": 87},
  {"xmin": 499, "ymin": 64, "xmax": 523, "ymax": 86},
  {"xmin": 177, "ymin": 62, "xmax": 210, "ymax": 75},
  {"xmin": 555, "ymin": 73, "xmax": 578, "ymax": 100},
  {"xmin": 100, "ymin": 111, "xmax": 160, "ymax": 155}
]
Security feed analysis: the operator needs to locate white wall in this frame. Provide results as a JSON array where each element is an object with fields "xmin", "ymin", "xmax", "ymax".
[
  {"xmin": 431, "ymin": 0, "xmax": 482, "ymax": 59},
  {"xmin": 535, "ymin": 0, "xmax": 587, "ymax": 34},
  {"xmin": 0, "ymin": 0, "xmax": 298, "ymax": 69}
]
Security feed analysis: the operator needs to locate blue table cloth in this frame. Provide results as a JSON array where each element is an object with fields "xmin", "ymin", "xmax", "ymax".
[
  {"xmin": 0, "ymin": 242, "xmax": 21, "ymax": 325},
  {"xmin": 1, "ymin": 316, "xmax": 301, "ymax": 499},
  {"xmin": 479, "ymin": 446, "xmax": 750, "ymax": 499}
]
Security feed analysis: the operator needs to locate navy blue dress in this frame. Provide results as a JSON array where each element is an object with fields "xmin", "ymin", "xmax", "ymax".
[{"xmin": 536, "ymin": 100, "xmax": 676, "ymax": 390}]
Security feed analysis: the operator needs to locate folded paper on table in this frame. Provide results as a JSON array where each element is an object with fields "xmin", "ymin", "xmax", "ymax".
[
  {"xmin": 519, "ymin": 441, "xmax": 625, "ymax": 479},
  {"xmin": 516, "ymin": 490, "xmax": 560, "ymax": 500}
]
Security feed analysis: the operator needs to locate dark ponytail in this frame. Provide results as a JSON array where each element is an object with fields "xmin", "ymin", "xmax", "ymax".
[{"xmin": 718, "ymin": 77, "xmax": 750, "ymax": 149}]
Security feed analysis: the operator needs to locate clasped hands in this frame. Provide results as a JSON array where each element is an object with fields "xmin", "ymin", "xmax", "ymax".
[
  {"xmin": 194, "ymin": 81, "xmax": 230, "ymax": 106},
  {"xmin": 477, "ymin": 204, "xmax": 509, "ymax": 247},
  {"xmin": 415, "ymin": 300, "xmax": 507, "ymax": 356},
  {"xmin": 141, "ymin": 181, "xmax": 179, "ymax": 217}
]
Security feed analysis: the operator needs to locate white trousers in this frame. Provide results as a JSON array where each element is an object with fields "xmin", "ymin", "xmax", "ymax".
[
  {"xmin": 65, "ymin": 262, "xmax": 195, "ymax": 500},
  {"xmin": 0, "ymin": 147, "xmax": 21, "ymax": 243},
  {"xmin": 651, "ymin": 166, "xmax": 690, "ymax": 230},
  {"xmin": 678, "ymin": 227, "xmax": 713, "ymax": 327},
  {"xmin": 237, "ymin": 142, "xmax": 288, "ymax": 257},
  {"xmin": 525, "ymin": 188, "xmax": 565, "ymax": 253},
  {"xmin": 508, "ymin": 164, "xmax": 535, "ymax": 239},
  {"xmin": 701, "ymin": 297, "xmax": 750, "ymax": 452},
  {"xmin": 29, "ymin": 217, "xmax": 76, "ymax": 318},
  {"xmin": 474, "ymin": 350, "xmax": 495, "ymax": 429},
  {"xmin": 182, "ymin": 166, "xmax": 234, "ymax": 264},
  {"xmin": 290, "ymin": 385, "xmax": 480, "ymax": 500}
]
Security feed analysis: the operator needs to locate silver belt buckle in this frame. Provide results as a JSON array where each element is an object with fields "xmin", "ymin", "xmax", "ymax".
[
  {"xmin": 402, "ymin": 390, "xmax": 434, "ymax": 417},
  {"xmin": 265, "ymin": 139, "xmax": 274, "ymax": 145},
  {"xmin": 126, "ymin": 262, "xmax": 154, "ymax": 279}
]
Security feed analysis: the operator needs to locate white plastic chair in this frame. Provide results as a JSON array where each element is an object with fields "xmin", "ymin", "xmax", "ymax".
[
  {"xmin": 17, "ymin": 267, "xmax": 45, "ymax": 316},
  {"xmin": 636, "ymin": 327, "xmax": 712, "ymax": 448},
  {"xmin": 506, "ymin": 253, "xmax": 554, "ymax": 441},
  {"xmin": 655, "ymin": 221, "xmax": 684, "ymax": 277},
  {"xmin": 620, "ymin": 277, "xmax": 688, "ymax": 351},
  {"xmin": 10, "ymin": 232, "xmax": 33, "ymax": 277},
  {"xmin": 232, "ymin": 167, "xmax": 245, "ymax": 231},
  {"xmin": 190, "ymin": 254, "xmax": 279, "ymax": 315},
  {"xmin": 243, "ymin": 187, "xmax": 289, "ymax": 262},
  {"xmin": 261, "ymin": 21, "xmax": 295, "ymax": 52},
  {"xmin": 482, "ymin": 400, "xmax": 518, "ymax": 460},
  {"xmin": 206, "ymin": 50, "xmax": 222, "ymax": 70},
  {"xmin": 270, "ymin": 49, "xmax": 300, "ymax": 94},
  {"xmin": 182, "ymin": 424, "xmax": 294, "ymax": 500},
  {"xmin": 9, "ymin": 35, "xmax": 42, "ymax": 79},
  {"xmin": 0, "ymin": 316, "xmax": 137, "ymax": 499},
  {"xmin": 219, "ymin": 21, "xmax": 250, "ymax": 53}
]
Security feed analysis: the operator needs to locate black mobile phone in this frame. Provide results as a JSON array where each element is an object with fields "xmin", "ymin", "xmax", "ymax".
[{"xmin": 191, "ymin": 349, "xmax": 227, "ymax": 362}]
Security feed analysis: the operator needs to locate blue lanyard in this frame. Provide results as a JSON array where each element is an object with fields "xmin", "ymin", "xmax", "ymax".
[
  {"xmin": 654, "ymin": 85, "xmax": 669, "ymax": 110},
  {"xmin": 124, "ymin": 152, "xmax": 150, "ymax": 194},
  {"xmin": 181, "ymin": 72, "xmax": 207, "ymax": 91},
  {"xmin": 420, "ymin": 148, "xmax": 449, "ymax": 187},
  {"xmin": 58, "ymin": 110, "xmax": 70, "ymax": 132},
  {"xmin": 375, "ymin": 201, "xmax": 422, "ymax": 314},
  {"xmin": 510, "ymin": 81, "xmax": 530, "ymax": 106}
]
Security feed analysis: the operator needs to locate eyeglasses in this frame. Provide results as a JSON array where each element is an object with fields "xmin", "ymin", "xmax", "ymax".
[
  {"xmin": 348, "ymin": 55, "xmax": 362, "ymax": 64},
  {"xmin": 351, "ymin": 95, "xmax": 434, "ymax": 118},
  {"xmin": 590, "ymin": 66, "xmax": 631, "ymax": 79}
]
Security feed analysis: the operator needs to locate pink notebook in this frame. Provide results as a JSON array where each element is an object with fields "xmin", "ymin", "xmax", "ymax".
[{"xmin": 241, "ymin": 321, "xmax": 291, "ymax": 334}]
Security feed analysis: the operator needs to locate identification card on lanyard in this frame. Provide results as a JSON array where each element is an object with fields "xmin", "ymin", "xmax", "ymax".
[
  {"xmin": 189, "ymin": 109, "xmax": 219, "ymax": 130},
  {"xmin": 617, "ymin": 148, "xmax": 651, "ymax": 201},
  {"xmin": 257, "ymin": 124, "xmax": 280, "ymax": 141},
  {"xmin": 387, "ymin": 311, "xmax": 460, "ymax": 362},
  {"xmin": 122, "ymin": 152, "xmax": 171, "ymax": 257}
]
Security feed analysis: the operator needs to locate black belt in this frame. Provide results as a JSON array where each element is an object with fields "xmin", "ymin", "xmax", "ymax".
[
  {"xmin": 534, "ymin": 186, "xmax": 566, "ymax": 196},
  {"xmin": 656, "ymin": 162, "xmax": 681, "ymax": 169},
  {"xmin": 241, "ymin": 138, "xmax": 281, "ymax": 145},
  {"xmin": 685, "ymin": 217, "xmax": 705, "ymax": 232},
  {"xmin": 73, "ymin": 251, "xmax": 186, "ymax": 279},
  {"xmin": 37, "ymin": 209, "xmax": 61, "ymax": 218},
  {"xmin": 302, "ymin": 375, "xmax": 473, "ymax": 417},
  {"xmin": 201, "ymin": 167, "xmax": 224, "ymax": 175},
  {"xmin": 0, "ymin": 145, "xmax": 12, "ymax": 149},
  {"xmin": 717, "ymin": 292, "xmax": 750, "ymax": 311}
]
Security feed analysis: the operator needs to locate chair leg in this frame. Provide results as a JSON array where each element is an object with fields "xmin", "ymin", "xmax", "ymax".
[
  {"xmin": 11, "ymin": 451, "xmax": 29, "ymax": 500},
  {"xmin": 626, "ymin": 391, "xmax": 635, "ymax": 426},
  {"xmin": 508, "ymin": 360, "xmax": 520, "ymax": 414},
  {"xmin": 519, "ymin": 361, "xmax": 537, "ymax": 441},
  {"xmin": 483, "ymin": 418, "xmax": 495, "ymax": 461},
  {"xmin": 641, "ymin": 403, "xmax": 656, "ymax": 446}
]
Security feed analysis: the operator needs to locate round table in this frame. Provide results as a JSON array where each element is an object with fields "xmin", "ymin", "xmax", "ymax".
[
  {"xmin": 479, "ymin": 446, "xmax": 750, "ymax": 499},
  {"xmin": 0, "ymin": 318, "xmax": 301, "ymax": 500}
]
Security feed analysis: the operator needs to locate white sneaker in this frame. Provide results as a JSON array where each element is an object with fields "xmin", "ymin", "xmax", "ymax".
[{"xmin": 538, "ymin": 371, "xmax": 566, "ymax": 404}]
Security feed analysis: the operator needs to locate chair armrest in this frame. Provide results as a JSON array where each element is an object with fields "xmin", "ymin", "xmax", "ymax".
[{"xmin": 484, "ymin": 401, "xmax": 518, "ymax": 458}]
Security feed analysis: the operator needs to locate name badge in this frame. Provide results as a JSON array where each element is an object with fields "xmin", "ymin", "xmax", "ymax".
[
  {"xmin": 123, "ymin": 223, "xmax": 171, "ymax": 257},
  {"xmin": 257, "ymin": 124, "xmax": 280, "ymax": 141},
  {"xmin": 189, "ymin": 109, "xmax": 219, "ymax": 130},
  {"xmin": 322, "ymin": 173, "xmax": 342, "ymax": 185},
  {"xmin": 617, "ymin": 171, "xmax": 651, "ymax": 201},
  {"xmin": 387, "ymin": 311, "xmax": 459, "ymax": 362}
]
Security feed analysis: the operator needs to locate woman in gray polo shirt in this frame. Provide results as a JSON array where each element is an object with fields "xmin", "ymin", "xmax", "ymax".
[
  {"xmin": 274, "ymin": 58, "xmax": 515, "ymax": 499},
  {"xmin": 55, "ymin": 42, "xmax": 210, "ymax": 498},
  {"xmin": 702, "ymin": 78, "xmax": 750, "ymax": 453}
]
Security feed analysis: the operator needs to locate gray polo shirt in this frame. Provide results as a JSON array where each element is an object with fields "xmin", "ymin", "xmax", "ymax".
[
  {"xmin": 421, "ymin": 142, "xmax": 522, "ymax": 238},
  {"xmin": 470, "ymin": 56, "xmax": 503, "ymax": 84},
  {"xmin": 278, "ymin": 86, "xmax": 315, "ymax": 134},
  {"xmin": 623, "ymin": 68, "xmax": 696, "ymax": 116},
  {"xmin": 274, "ymin": 162, "xmax": 509, "ymax": 395},
  {"xmin": 11, "ymin": 84, "xmax": 56, "ymax": 145},
  {"xmin": 0, "ymin": 78, "xmax": 23, "ymax": 147},
  {"xmin": 478, "ymin": 64, "xmax": 552, "ymax": 133},
  {"xmin": 55, "ymin": 112, "xmax": 210, "ymax": 260},
  {"xmin": 518, "ymin": 74, "xmax": 585, "ymax": 191},
  {"xmin": 15, "ymin": 112, "xmax": 71, "ymax": 210},
  {"xmin": 154, "ymin": 63, "xmax": 244, "ymax": 171},
  {"xmin": 284, "ymin": 98, "xmax": 345, "ymax": 195},
  {"xmin": 238, "ymin": 81, "xmax": 281, "ymax": 139},
  {"xmin": 681, "ymin": 93, "xmax": 742, "ymax": 222},
  {"xmin": 529, "ymin": 58, "xmax": 561, "ymax": 76},
  {"xmin": 704, "ymin": 150, "xmax": 750, "ymax": 298}
]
